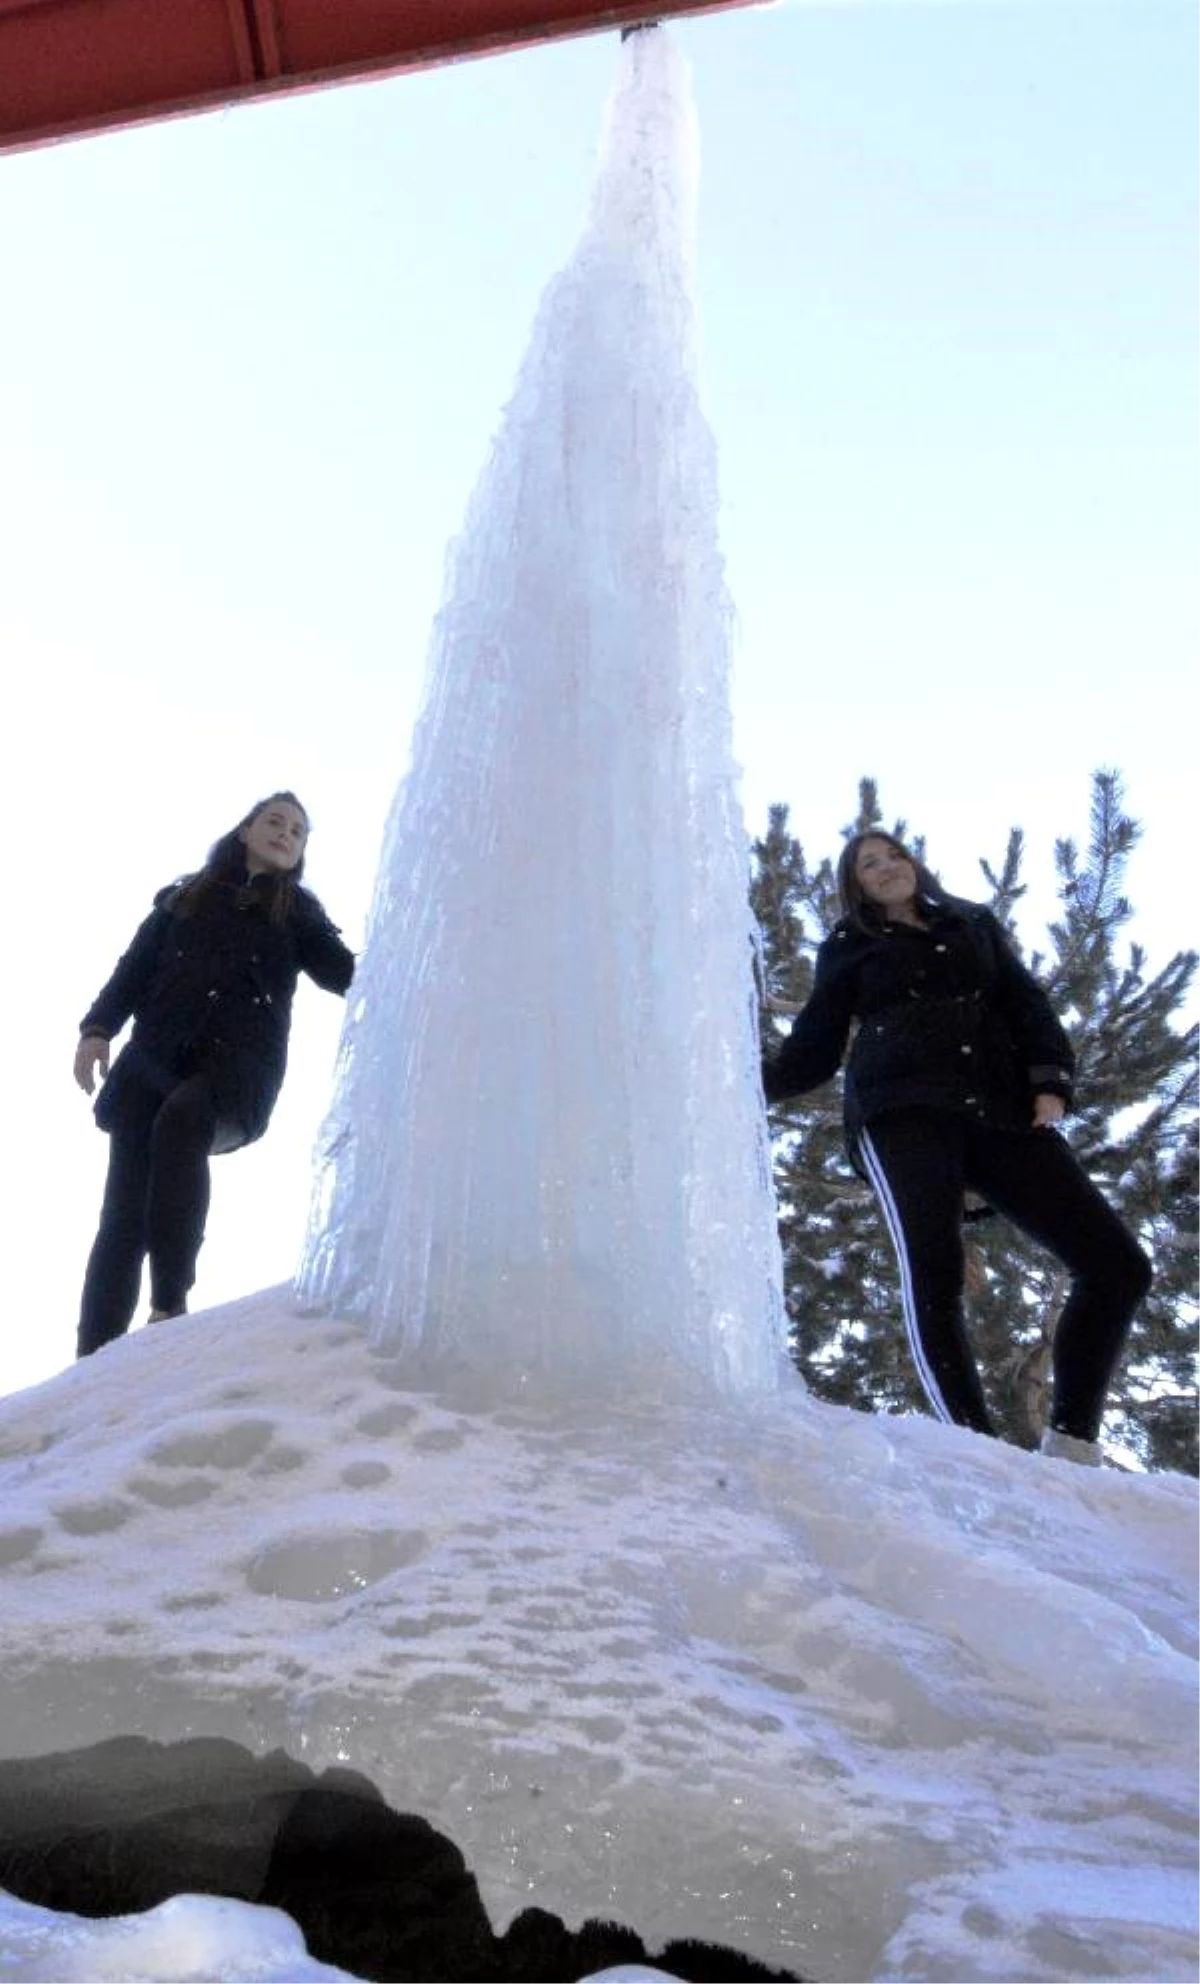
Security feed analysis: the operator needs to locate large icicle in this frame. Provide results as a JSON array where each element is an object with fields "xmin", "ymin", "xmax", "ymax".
[{"xmin": 297, "ymin": 28, "xmax": 788, "ymax": 1400}]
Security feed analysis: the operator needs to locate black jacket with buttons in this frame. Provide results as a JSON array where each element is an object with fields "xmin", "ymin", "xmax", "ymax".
[
  {"xmin": 80, "ymin": 874, "xmax": 355, "ymax": 1151},
  {"xmin": 762, "ymin": 898, "xmax": 1074, "ymax": 1159}
]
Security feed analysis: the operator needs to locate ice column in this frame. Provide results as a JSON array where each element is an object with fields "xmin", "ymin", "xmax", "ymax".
[{"xmin": 298, "ymin": 28, "xmax": 788, "ymax": 1400}]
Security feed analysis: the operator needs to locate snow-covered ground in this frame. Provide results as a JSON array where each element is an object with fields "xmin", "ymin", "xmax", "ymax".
[
  {"xmin": 0, "ymin": 1288, "xmax": 1195, "ymax": 1982},
  {"xmin": 0, "ymin": 1890, "xmax": 359, "ymax": 1983}
]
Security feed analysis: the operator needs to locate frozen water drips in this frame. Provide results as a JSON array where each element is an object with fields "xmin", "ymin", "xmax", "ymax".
[{"xmin": 297, "ymin": 28, "xmax": 788, "ymax": 1399}]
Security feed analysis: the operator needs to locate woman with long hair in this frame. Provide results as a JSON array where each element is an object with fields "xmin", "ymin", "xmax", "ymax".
[
  {"xmin": 762, "ymin": 830, "xmax": 1151, "ymax": 1464},
  {"xmin": 73, "ymin": 792, "xmax": 355, "ymax": 1357}
]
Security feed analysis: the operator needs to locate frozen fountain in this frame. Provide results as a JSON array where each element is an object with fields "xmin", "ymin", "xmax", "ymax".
[
  {"xmin": 3, "ymin": 46, "xmax": 1193, "ymax": 1984},
  {"xmin": 298, "ymin": 27, "xmax": 787, "ymax": 1399}
]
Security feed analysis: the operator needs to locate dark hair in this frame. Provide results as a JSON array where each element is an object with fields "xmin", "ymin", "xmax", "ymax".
[
  {"xmin": 175, "ymin": 791, "xmax": 310, "ymax": 926},
  {"xmin": 835, "ymin": 829, "xmax": 951, "ymax": 932}
]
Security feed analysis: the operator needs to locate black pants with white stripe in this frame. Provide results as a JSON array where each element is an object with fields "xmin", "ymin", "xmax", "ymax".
[{"xmin": 858, "ymin": 1109, "xmax": 1151, "ymax": 1442}]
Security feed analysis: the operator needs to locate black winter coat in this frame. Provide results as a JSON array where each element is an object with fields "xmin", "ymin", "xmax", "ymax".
[
  {"xmin": 762, "ymin": 900, "xmax": 1074, "ymax": 1162},
  {"xmin": 80, "ymin": 874, "xmax": 355, "ymax": 1152}
]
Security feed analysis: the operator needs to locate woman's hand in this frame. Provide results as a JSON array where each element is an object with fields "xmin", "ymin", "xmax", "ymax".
[
  {"xmin": 1032, "ymin": 1091, "xmax": 1066, "ymax": 1130},
  {"xmin": 74, "ymin": 1035, "xmax": 109, "ymax": 1094}
]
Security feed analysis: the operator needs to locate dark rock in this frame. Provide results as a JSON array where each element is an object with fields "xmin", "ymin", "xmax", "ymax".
[
  {"xmin": 658, "ymin": 1937, "xmax": 799, "ymax": 1981},
  {"xmin": 0, "ymin": 1737, "xmax": 802, "ymax": 1981},
  {"xmin": 498, "ymin": 1906, "xmax": 647, "ymax": 1980}
]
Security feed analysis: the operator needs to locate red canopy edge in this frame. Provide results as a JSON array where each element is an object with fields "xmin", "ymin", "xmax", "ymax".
[{"xmin": 0, "ymin": 0, "xmax": 757, "ymax": 155}]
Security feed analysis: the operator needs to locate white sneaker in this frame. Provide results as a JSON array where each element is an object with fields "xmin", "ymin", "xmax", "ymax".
[{"xmin": 1040, "ymin": 1427, "xmax": 1102, "ymax": 1467}]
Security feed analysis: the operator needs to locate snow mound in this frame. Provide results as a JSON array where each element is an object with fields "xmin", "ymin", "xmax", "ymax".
[{"xmin": 0, "ymin": 1288, "xmax": 1195, "ymax": 1981}]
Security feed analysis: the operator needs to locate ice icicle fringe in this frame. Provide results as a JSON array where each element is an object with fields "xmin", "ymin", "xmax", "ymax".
[{"xmin": 297, "ymin": 27, "xmax": 789, "ymax": 1401}]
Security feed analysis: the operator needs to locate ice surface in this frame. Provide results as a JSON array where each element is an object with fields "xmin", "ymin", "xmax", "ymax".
[
  {"xmin": 1, "ymin": 1289, "xmax": 1195, "ymax": 1982},
  {"xmin": 297, "ymin": 28, "xmax": 786, "ymax": 1400}
]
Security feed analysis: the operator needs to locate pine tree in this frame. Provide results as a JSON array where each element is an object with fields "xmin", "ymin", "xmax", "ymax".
[
  {"xmin": 1009, "ymin": 772, "xmax": 1199, "ymax": 1471},
  {"xmin": 754, "ymin": 773, "xmax": 1199, "ymax": 1473}
]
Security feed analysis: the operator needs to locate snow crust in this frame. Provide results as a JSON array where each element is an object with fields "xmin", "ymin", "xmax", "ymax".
[
  {"xmin": 1, "ymin": 1289, "xmax": 1195, "ymax": 1982},
  {"xmin": 297, "ymin": 28, "xmax": 786, "ymax": 1400},
  {"xmin": 0, "ymin": 1890, "xmax": 355, "ymax": 1983}
]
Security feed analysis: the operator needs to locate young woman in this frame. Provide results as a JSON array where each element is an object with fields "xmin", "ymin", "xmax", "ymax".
[
  {"xmin": 762, "ymin": 831, "xmax": 1151, "ymax": 1464},
  {"xmin": 74, "ymin": 792, "xmax": 355, "ymax": 1357}
]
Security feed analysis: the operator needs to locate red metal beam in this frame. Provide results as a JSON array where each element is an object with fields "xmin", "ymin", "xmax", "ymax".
[{"xmin": 0, "ymin": 1, "xmax": 757, "ymax": 155}]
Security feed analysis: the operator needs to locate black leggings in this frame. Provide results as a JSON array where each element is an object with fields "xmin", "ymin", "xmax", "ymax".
[
  {"xmin": 858, "ymin": 1110, "xmax": 1152, "ymax": 1442},
  {"xmin": 77, "ymin": 1072, "xmax": 218, "ymax": 1357}
]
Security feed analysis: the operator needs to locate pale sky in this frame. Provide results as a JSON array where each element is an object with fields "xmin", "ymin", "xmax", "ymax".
[{"xmin": 0, "ymin": 0, "xmax": 1195, "ymax": 1396}]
